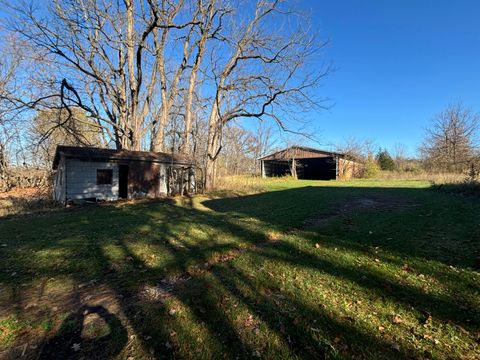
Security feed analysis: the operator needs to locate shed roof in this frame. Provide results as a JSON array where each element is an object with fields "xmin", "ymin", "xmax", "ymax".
[
  {"xmin": 53, "ymin": 145, "xmax": 193, "ymax": 169},
  {"xmin": 259, "ymin": 146, "xmax": 345, "ymax": 161}
]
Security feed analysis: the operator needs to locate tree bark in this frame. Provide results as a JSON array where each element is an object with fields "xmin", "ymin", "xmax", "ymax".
[
  {"xmin": 181, "ymin": 0, "xmax": 215, "ymax": 154},
  {"xmin": 205, "ymin": 102, "xmax": 221, "ymax": 190}
]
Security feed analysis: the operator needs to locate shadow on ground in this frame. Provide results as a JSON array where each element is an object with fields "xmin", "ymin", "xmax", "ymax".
[
  {"xmin": 0, "ymin": 185, "xmax": 478, "ymax": 359},
  {"xmin": 39, "ymin": 305, "xmax": 127, "ymax": 359}
]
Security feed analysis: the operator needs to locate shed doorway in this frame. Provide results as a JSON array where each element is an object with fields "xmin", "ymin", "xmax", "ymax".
[{"xmin": 118, "ymin": 165, "xmax": 129, "ymax": 199}]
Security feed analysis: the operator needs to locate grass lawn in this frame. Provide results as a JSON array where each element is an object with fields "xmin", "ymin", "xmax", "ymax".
[{"xmin": 0, "ymin": 179, "xmax": 479, "ymax": 359}]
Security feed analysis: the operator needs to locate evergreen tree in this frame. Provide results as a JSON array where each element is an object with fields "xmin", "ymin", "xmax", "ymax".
[{"xmin": 376, "ymin": 149, "xmax": 395, "ymax": 171}]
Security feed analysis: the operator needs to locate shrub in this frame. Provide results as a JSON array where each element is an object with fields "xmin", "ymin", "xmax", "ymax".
[
  {"xmin": 376, "ymin": 149, "xmax": 395, "ymax": 171},
  {"xmin": 363, "ymin": 153, "xmax": 380, "ymax": 178},
  {"xmin": 466, "ymin": 161, "xmax": 480, "ymax": 183}
]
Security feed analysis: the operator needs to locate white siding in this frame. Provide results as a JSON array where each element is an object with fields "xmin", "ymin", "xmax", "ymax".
[
  {"xmin": 159, "ymin": 163, "xmax": 168, "ymax": 195},
  {"xmin": 53, "ymin": 157, "xmax": 66, "ymax": 203},
  {"xmin": 66, "ymin": 159, "xmax": 119, "ymax": 201}
]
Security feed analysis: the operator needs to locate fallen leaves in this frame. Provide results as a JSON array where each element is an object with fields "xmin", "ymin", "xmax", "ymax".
[
  {"xmin": 422, "ymin": 313, "xmax": 432, "ymax": 327},
  {"xmin": 423, "ymin": 334, "xmax": 440, "ymax": 345},
  {"xmin": 392, "ymin": 314, "xmax": 402, "ymax": 324},
  {"xmin": 168, "ymin": 308, "xmax": 178, "ymax": 316},
  {"xmin": 243, "ymin": 314, "xmax": 256, "ymax": 329},
  {"xmin": 401, "ymin": 263, "xmax": 413, "ymax": 273},
  {"xmin": 266, "ymin": 231, "xmax": 282, "ymax": 242}
]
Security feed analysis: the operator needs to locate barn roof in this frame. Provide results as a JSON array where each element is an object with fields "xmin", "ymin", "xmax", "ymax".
[
  {"xmin": 53, "ymin": 145, "xmax": 193, "ymax": 169},
  {"xmin": 259, "ymin": 146, "xmax": 345, "ymax": 161}
]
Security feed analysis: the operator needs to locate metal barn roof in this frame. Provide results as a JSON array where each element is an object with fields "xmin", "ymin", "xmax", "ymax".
[{"xmin": 259, "ymin": 146, "xmax": 345, "ymax": 161}]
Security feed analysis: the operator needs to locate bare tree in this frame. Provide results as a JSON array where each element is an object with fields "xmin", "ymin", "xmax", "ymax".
[
  {"xmin": 30, "ymin": 108, "xmax": 104, "ymax": 166},
  {"xmin": 7, "ymin": 0, "xmax": 195, "ymax": 151},
  {"xmin": 217, "ymin": 123, "xmax": 255, "ymax": 176},
  {"xmin": 421, "ymin": 104, "xmax": 479, "ymax": 173},
  {"xmin": 392, "ymin": 142, "xmax": 407, "ymax": 171},
  {"xmin": 0, "ymin": 34, "xmax": 25, "ymax": 190},
  {"xmin": 4, "ymin": 0, "xmax": 328, "ymax": 192},
  {"xmin": 202, "ymin": 0, "xmax": 328, "ymax": 189},
  {"xmin": 179, "ymin": 0, "xmax": 227, "ymax": 154},
  {"xmin": 251, "ymin": 121, "xmax": 275, "ymax": 175},
  {"xmin": 335, "ymin": 136, "xmax": 376, "ymax": 162}
]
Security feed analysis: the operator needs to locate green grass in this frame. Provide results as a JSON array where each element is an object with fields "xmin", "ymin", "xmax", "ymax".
[{"xmin": 0, "ymin": 179, "xmax": 479, "ymax": 359}]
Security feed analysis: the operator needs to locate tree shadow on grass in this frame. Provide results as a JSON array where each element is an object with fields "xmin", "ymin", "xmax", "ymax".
[
  {"xmin": 203, "ymin": 185, "xmax": 480, "ymax": 270},
  {"xmin": 0, "ymin": 185, "xmax": 478, "ymax": 359}
]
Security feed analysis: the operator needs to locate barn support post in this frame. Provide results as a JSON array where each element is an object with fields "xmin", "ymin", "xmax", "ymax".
[
  {"xmin": 335, "ymin": 156, "xmax": 339, "ymax": 180},
  {"xmin": 291, "ymin": 158, "xmax": 297, "ymax": 179}
]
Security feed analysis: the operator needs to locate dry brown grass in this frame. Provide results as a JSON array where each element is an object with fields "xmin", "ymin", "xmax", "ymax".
[
  {"xmin": 214, "ymin": 173, "xmax": 465, "ymax": 194},
  {"xmin": 0, "ymin": 167, "xmax": 50, "ymax": 192},
  {"xmin": 0, "ymin": 187, "xmax": 58, "ymax": 218},
  {"xmin": 213, "ymin": 175, "xmax": 284, "ymax": 195},
  {"xmin": 368, "ymin": 171, "xmax": 465, "ymax": 184}
]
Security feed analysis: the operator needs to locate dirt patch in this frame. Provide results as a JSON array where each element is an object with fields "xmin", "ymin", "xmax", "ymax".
[
  {"xmin": 302, "ymin": 195, "xmax": 417, "ymax": 229},
  {"xmin": 140, "ymin": 247, "xmax": 258, "ymax": 304},
  {"xmin": 139, "ymin": 274, "xmax": 191, "ymax": 303}
]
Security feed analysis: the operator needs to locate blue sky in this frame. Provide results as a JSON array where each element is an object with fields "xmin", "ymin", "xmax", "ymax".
[{"xmin": 295, "ymin": 0, "xmax": 480, "ymax": 156}]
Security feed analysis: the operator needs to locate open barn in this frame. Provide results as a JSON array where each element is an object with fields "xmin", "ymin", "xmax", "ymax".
[{"xmin": 260, "ymin": 146, "xmax": 362, "ymax": 180}]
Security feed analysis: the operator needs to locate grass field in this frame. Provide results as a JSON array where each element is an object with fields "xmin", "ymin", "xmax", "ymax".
[{"xmin": 0, "ymin": 179, "xmax": 479, "ymax": 359}]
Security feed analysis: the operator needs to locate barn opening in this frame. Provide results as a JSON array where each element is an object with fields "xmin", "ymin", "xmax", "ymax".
[
  {"xmin": 260, "ymin": 146, "xmax": 361, "ymax": 181},
  {"xmin": 300, "ymin": 157, "xmax": 337, "ymax": 180}
]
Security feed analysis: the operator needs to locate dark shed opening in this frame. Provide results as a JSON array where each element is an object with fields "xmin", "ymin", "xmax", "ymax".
[
  {"xmin": 300, "ymin": 157, "xmax": 336, "ymax": 180},
  {"xmin": 260, "ymin": 146, "xmax": 341, "ymax": 181},
  {"xmin": 118, "ymin": 164, "xmax": 129, "ymax": 199}
]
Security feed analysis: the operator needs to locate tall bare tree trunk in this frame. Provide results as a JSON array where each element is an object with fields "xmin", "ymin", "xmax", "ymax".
[
  {"xmin": 205, "ymin": 102, "xmax": 221, "ymax": 190},
  {"xmin": 125, "ymin": 0, "xmax": 140, "ymax": 150},
  {"xmin": 151, "ymin": 28, "xmax": 168, "ymax": 152},
  {"xmin": 151, "ymin": 1, "xmax": 186, "ymax": 152},
  {"xmin": 182, "ymin": 69, "xmax": 197, "ymax": 154},
  {"xmin": 181, "ymin": 0, "xmax": 215, "ymax": 155}
]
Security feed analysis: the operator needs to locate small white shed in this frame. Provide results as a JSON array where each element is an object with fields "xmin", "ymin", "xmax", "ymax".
[{"xmin": 52, "ymin": 146, "xmax": 195, "ymax": 203}]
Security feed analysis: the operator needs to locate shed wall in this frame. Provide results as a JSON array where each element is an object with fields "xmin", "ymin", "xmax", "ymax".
[
  {"xmin": 65, "ymin": 159, "xmax": 119, "ymax": 201},
  {"xmin": 57, "ymin": 156, "xmax": 193, "ymax": 203},
  {"xmin": 337, "ymin": 159, "xmax": 363, "ymax": 180},
  {"xmin": 159, "ymin": 164, "xmax": 168, "ymax": 195},
  {"xmin": 53, "ymin": 157, "xmax": 66, "ymax": 202},
  {"xmin": 128, "ymin": 161, "xmax": 161, "ymax": 198}
]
